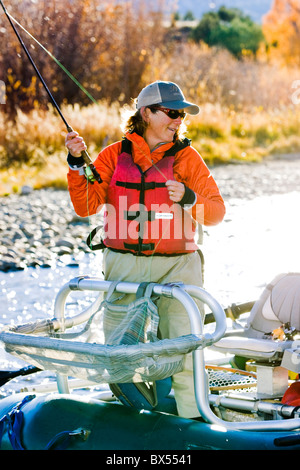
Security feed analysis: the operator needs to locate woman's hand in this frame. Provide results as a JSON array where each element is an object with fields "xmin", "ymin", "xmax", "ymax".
[
  {"xmin": 65, "ymin": 131, "xmax": 87, "ymax": 157},
  {"xmin": 165, "ymin": 180, "xmax": 185, "ymax": 203}
]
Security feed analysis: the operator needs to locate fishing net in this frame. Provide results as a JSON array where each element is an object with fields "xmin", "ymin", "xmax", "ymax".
[
  {"xmin": 0, "ymin": 331, "xmax": 203, "ymax": 384},
  {"xmin": 0, "ymin": 282, "xmax": 199, "ymax": 384},
  {"xmin": 1, "ymin": 281, "xmax": 256, "ymax": 392}
]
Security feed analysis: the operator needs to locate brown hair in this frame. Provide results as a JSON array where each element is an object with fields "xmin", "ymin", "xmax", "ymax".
[
  {"xmin": 120, "ymin": 101, "xmax": 187, "ymax": 141},
  {"xmin": 124, "ymin": 109, "xmax": 148, "ymax": 136}
]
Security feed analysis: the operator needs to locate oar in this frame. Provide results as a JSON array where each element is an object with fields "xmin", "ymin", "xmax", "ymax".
[
  {"xmin": 0, "ymin": 365, "xmax": 41, "ymax": 387},
  {"xmin": 204, "ymin": 300, "xmax": 255, "ymax": 325}
]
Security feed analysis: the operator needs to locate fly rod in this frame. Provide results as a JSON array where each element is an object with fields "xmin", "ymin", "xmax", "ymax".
[{"xmin": 0, "ymin": 0, "xmax": 102, "ymax": 183}]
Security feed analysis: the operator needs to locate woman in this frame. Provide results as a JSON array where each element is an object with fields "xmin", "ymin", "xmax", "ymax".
[{"xmin": 65, "ymin": 80, "xmax": 225, "ymax": 419}]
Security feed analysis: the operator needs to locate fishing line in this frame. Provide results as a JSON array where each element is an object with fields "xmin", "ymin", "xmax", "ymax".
[
  {"xmin": 9, "ymin": 12, "xmax": 174, "ymax": 260},
  {"xmin": 1, "ymin": 1, "xmax": 185, "ymax": 282},
  {"xmin": 129, "ymin": 139, "xmax": 191, "ymax": 282},
  {"xmin": 7, "ymin": 12, "xmax": 105, "ymax": 245},
  {"xmin": 0, "ymin": 0, "xmax": 102, "ymax": 183},
  {"xmin": 6, "ymin": 12, "xmax": 170, "ymax": 185},
  {"xmin": 7, "ymin": 12, "xmax": 98, "ymax": 106}
]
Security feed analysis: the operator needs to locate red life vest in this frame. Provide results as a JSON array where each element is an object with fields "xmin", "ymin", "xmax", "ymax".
[{"xmin": 103, "ymin": 138, "xmax": 198, "ymax": 256}]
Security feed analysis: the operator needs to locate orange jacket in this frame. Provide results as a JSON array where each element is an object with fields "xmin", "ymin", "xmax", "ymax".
[{"xmin": 67, "ymin": 131, "xmax": 225, "ymax": 226}]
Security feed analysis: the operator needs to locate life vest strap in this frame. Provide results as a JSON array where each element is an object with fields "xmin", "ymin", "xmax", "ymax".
[
  {"xmin": 124, "ymin": 242, "xmax": 155, "ymax": 253},
  {"xmin": 116, "ymin": 181, "xmax": 165, "ymax": 190},
  {"xmin": 125, "ymin": 210, "xmax": 156, "ymax": 221}
]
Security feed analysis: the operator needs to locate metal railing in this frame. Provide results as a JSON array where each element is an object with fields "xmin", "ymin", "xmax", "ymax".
[{"xmin": 51, "ymin": 276, "xmax": 300, "ymax": 432}]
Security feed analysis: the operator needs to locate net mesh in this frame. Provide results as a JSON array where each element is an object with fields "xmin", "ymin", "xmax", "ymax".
[{"xmin": 0, "ymin": 331, "xmax": 202, "ymax": 384}]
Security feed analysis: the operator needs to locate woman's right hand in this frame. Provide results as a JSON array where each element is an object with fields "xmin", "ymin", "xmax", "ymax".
[{"xmin": 65, "ymin": 131, "xmax": 87, "ymax": 157}]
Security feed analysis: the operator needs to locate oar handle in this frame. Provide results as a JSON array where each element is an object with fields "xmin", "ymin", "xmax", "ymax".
[
  {"xmin": 205, "ymin": 301, "xmax": 255, "ymax": 325},
  {"xmin": 0, "ymin": 365, "xmax": 41, "ymax": 387},
  {"xmin": 19, "ymin": 365, "xmax": 41, "ymax": 377}
]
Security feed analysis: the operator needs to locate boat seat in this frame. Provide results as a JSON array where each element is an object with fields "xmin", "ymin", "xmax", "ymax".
[
  {"xmin": 212, "ymin": 273, "xmax": 300, "ymax": 368},
  {"xmin": 212, "ymin": 336, "xmax": 290, "ymax": 361}
]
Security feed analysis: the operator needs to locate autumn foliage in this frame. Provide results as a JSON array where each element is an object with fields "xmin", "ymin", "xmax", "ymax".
[
  {"xmin": 2, "ymin": 0, "xmax": 300, "ymax": 175},
  {"xmin": 263, "ymin": 0, "xmax": 300, "ymax": 65},
  {"xmin": 1, "ymin": 0, "xmax": 300, "ymax": 117},
  {"xmin": 0, "ymin": 0, "xmax": 167, "ymax": 116}
]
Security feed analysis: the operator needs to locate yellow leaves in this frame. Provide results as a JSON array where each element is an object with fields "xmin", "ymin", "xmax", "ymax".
[
  {"xmin": 2, "ymin": 95, "xmax": 300, "ymax": 174},
  {"xmin": 7, "ymin": 72, "xmax": 14, "ymax": 84},
  {"xmin": 6, "ymin": 72, "xmax": 21, "ymax": 94},
  {"xmin": 13, "ymin": 80, "xmax": 21, "ymax": 90},
  {"xmin": 139, "ymin": 49, "xmax": 147, "ymax": 62},
  {"xmin": 263, "ymin": 0, "xmax": 300, "ymax": 65},
  {"xmin": 187, "ymin": 102, "xmax": 300, "ymax": 164},
  {"xmin": 0, "ymin": 100, "xmax": 122, "ymax": 171}
]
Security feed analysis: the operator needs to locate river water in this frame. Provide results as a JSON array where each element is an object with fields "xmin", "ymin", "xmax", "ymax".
[{"xmin": 1, "ymin": 155, "xmax": 300, "ymax": 392}]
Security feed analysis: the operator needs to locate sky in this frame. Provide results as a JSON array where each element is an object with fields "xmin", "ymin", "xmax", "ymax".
[{"xmin": 176, "ymin": 0, "xmax": 273, "ymax": 22}]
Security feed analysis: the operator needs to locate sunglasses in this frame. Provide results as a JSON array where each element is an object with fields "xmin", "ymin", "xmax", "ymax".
[{"xmin": 149, "ymin": 106, "xmax": 186, "ymax": 120}]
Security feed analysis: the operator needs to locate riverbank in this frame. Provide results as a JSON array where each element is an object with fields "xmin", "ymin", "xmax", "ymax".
[
  {"xmin": 1, "ymin": 153, "xmax": 300, "ymax": 273},
  {"xmin": 0, "ymin": 187, "xmax": 93, "ymax": 272}
]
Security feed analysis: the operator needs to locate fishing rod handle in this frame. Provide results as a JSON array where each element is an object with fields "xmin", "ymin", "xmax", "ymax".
[
  {"xmin": 66, "ymin": 124, "xmax": 93, "ymax": 165},
  {"xmin": 66, "ymin": 125, "xmax": 102, "ymax": 183}
]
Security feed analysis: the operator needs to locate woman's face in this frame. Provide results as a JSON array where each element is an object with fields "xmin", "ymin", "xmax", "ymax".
[{"xmin": 142, "ymin": 107, "xmax": 184, "ymax": 150}]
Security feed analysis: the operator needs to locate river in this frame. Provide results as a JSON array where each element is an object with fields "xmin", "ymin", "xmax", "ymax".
[{"xmin": 0, "ymin": 154, "xmax": 300, "ymax": 392}]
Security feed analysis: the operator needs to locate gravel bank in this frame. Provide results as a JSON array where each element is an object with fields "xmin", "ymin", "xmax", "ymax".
[
  {"xmin": 1, "ymin": 155, "xmax": 300, "ymax": 272},
  {"xmin": 0, "ymin": 188, "xmax": 92, "ymax": 272}
]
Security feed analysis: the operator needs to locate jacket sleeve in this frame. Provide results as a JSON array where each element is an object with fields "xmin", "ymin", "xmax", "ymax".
[
  {"xmin": 67, "ymin": 141, "xmax": 121, "ymax": 217},
  {"xmin": 173, "ymin": 146, "xmax": 225, "ymax": 226}
]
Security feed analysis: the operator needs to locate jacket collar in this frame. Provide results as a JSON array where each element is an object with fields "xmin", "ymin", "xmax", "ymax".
[{"xmin": 125, "ymin": 132, "xmax": 175, "ymax": 172}]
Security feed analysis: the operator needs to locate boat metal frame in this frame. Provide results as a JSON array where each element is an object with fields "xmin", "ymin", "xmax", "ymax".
[{"xmin": 52, "ymin": 276, "xmax": 300, "ymax": 433}]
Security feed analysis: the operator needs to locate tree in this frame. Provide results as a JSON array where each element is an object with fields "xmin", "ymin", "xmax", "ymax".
[
  {"xmin": 190, "ymin": 7, "xmax": 264, "ymax": 58},
  {"xmin": 263, "ymin": 0, "xmax": 300, "ymax": 65},
  {"xmin": 190, "ymin": 11, "xmax": 219, "ymax": 45},
  {"xmin": 0, "ymin": 0, "xmax": 167, "ymax": 117},
  {"xmin": 183, "ymin": 11, "xmax": 195, "ymax": 21}
]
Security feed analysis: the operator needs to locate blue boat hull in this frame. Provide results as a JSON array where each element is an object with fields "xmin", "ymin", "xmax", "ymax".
[{"xmin": 1, "ymin": 393, "xmax": 300, "ymax": 450}]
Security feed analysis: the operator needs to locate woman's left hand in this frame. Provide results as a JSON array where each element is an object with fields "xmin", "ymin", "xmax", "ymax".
[{"xmin": 165, "ymin": 180, "xmax": 185, "ymax": 203}]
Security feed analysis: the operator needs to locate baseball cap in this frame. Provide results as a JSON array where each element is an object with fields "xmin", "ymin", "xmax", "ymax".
[{"xmin": 136, "ymin": 81, "xmax": 200, "ymax": 115}]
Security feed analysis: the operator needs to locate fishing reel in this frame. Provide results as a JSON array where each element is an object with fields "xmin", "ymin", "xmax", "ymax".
[{"xmin": 84, "ymin": 164, "xmax": 102, "ymax": 184}]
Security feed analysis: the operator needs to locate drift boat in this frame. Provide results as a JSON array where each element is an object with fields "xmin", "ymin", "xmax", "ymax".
[{"xmin": 1, "ymin": 273, "xmax": 300, "ymax": 450}]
